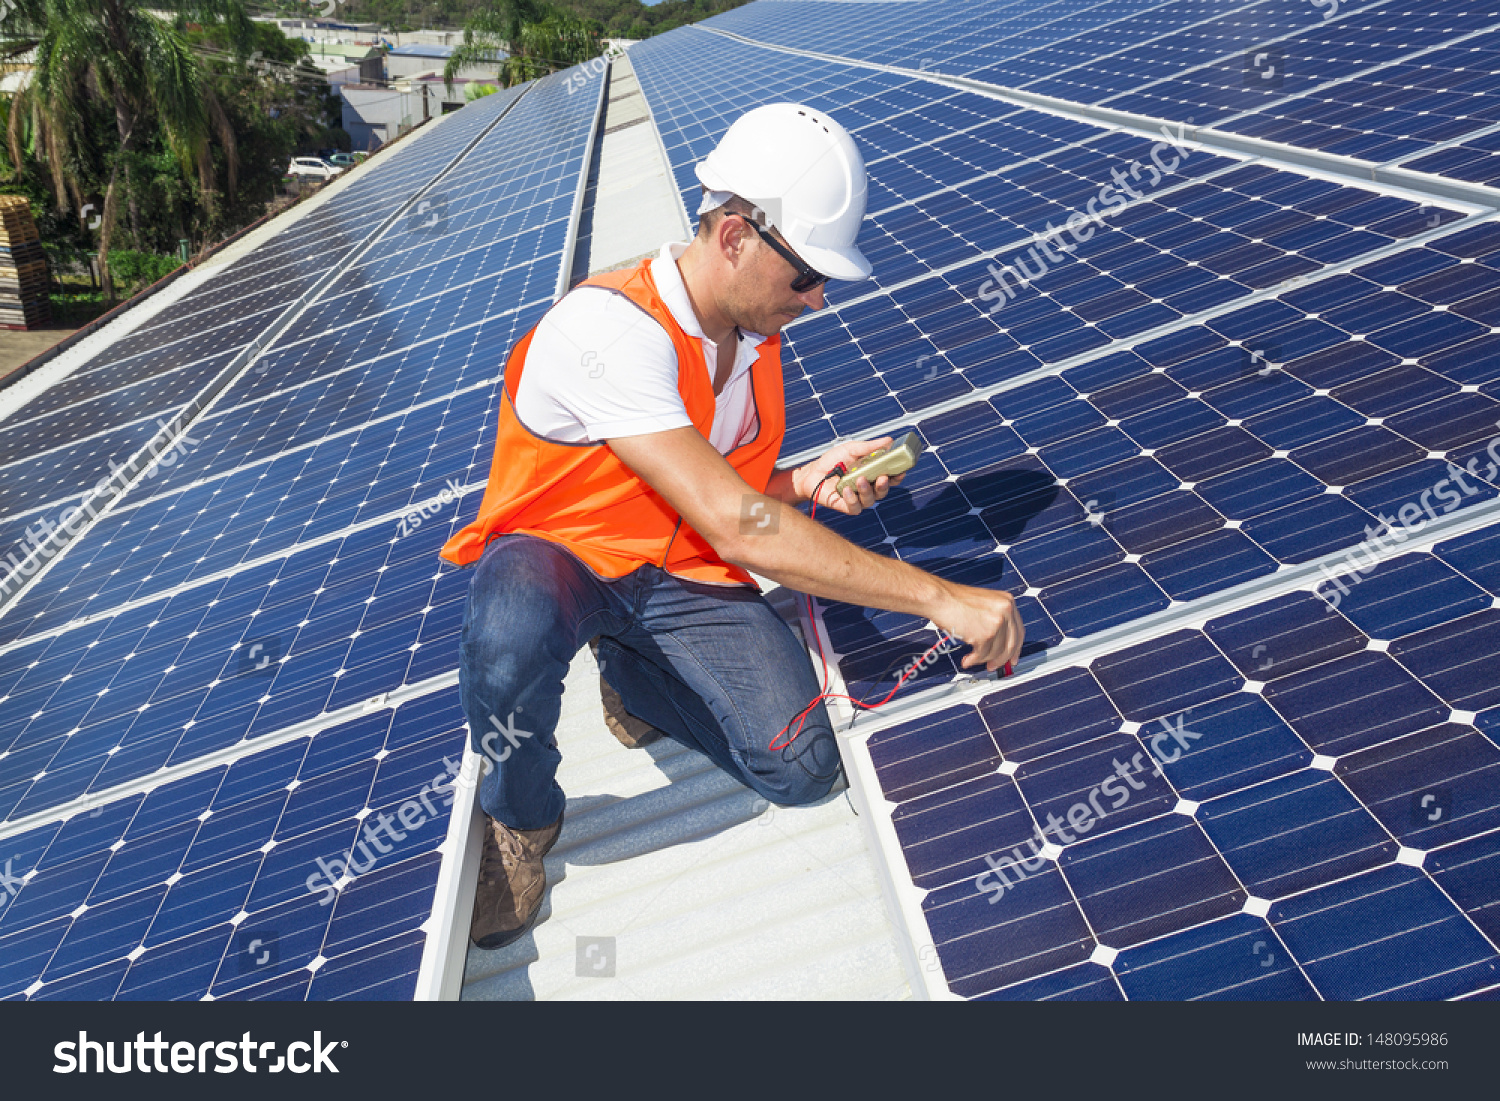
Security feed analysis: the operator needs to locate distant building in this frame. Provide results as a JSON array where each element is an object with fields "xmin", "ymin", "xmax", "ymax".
[
  {"xmin": 337, "ymin": 42, "xmax": 504, "ymax": 148},
  {"xmin": 386, "ymin": 43, "xmax": 504, "ymax": 82},
  {"xmin": 340, "ymin": 80, "xmax": 476, "ymax": 150}
]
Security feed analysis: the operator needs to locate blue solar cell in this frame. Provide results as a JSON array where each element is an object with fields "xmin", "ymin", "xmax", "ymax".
[
  {"xmin": 1199, "ymin": 771, "xmax": 1394, "ymax": 898},
  {"xmin": 31, "ymin": 958, "xmax": 131, "ymax": 1000},
  {"xmin": 929, "ymin": 855, "xmax": 1095, "ymax": 995},
  {"xmin": 115, "ymin": 924, "xmax": 231, "ymax": 1001},
  {"xmin": 976, "ymin": 665, "xmax": 1118, "ymax": 763},
  {"xmin": 867, "ymin": 704, "xmax": 997, "ymax": 803},
  {"xmin": 1145, "ymin": 526, "xmax": 1278, "ymax": 600},
  {"xmin": 1389, "ymin": 392, "xmax": 1500, "ymax": 453},
  {"xmin": 1436, "ymin": 524, "xmax": 1500, "ymax": 595},
  {"xmin": 1155, "ymin": 425, "xmax": 1272, "ymax": 483},
  {"xmin": 891, "ymin": 772, "xmax": 1033, "ymax": 891},
  {"xmin": 1092, "ymin": 631, "xmax": 1243, "ymax": 723},
  {"xmin": 1339, "ymin": 723, "xmax": 1500, "ymax": 849},
  {"xmin": 1389, "ymin": 610, "xmax": 1500, "ymax": 712},
  {"xmin": 1113, "ymin": 913, "xmax": 1317, "ymax": 1001},
  {"xmin": 1285, "ymin": 340, "xmax": 1400, "ymax": 391},
  {"xmin": 1008, "ymin": 521, "xmax": 1123, "ymax": 589},
  {"xmin": 1426, "ymin": 334, "xmax": 1500, "ymax": 388},
  {"xmin": 1271, "ymin": 865, "xmax": 1499, "ymax": 1000},
  {"xmin": 1062, "ymin": 814, "xmax": 1244, "ymax": 949},
  {"xmin": 978, "ymin": 962, "xmax": 1122, "ymax": 1001},
  {"xmin": 1334, "ymin": 364, "xmax": 1459, "ymax": 419},
  {"xmin": 1330, "ymin": 556, "xmax": 1493, "ymax": 640},
  {"xmin": 1197, "ymin": 458, "xmax": 1321, "ymax": 520},
  {"xmin": 1428, "ymin": 830, "xmax": 1500, "ymax": 946},
  {"xmin": 1294, "ymin": 426, "xmax": 1427, "ymax": 487},
  {"xmin": 147, "ymin": 854, "xmax": 259, "ymax": 948},
  {"xmin": 46, "ymin": 885, "xmax": 168, "ymax": 979},
  {"xmin": 1044, "ymin": 560, "xmax": 1172, "ymax": 637},
  {"xmin": 1120, "ymin": 398, "xmax": 1225, "ymax": 451},
  {"xmin": 1262, "ymin": 651, "xmax": 1448, "ymax": 756},
  {"xmin": 1205, "ymin": 592, "xmax": 1368, "ymax": 681},
  {"xmin": 1240, "ymin": 493, "xmax": 1374, "ymax": 563},
  {"xmin": 310, "ymin": 927, "xmax": 428, "ymax": 1000},
  {"xmin": 1102, "ymin": 489, "xmax": 1223, "ymax": 555},
  {"xmin": 1014, "ymin": 729, "xmax": 1176, "ymax": 841},
  {"xmin": 1159, "ymin": 692, "xmax": 1314, "ymax": 804}
]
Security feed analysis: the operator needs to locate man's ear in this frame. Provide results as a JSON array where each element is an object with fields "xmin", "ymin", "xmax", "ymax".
[{"xmin": 715, "ymin": 211, "xmax": 753, "ymax": 267}]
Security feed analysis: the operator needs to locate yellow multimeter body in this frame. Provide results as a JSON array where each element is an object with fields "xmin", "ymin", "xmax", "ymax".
[{"xmin": 835, "ymin": 432, "xmax": 925, "ymax": 494}]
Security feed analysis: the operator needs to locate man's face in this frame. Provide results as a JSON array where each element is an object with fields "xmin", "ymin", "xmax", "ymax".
[{"xmin": 723, "ymin": 221, "xmax": 827, "ymax": 335}]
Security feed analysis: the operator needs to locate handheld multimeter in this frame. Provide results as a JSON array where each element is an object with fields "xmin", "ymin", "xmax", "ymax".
[{"xmin": 834, "ymin": 431, "xmax": 925, "ymax": 494}]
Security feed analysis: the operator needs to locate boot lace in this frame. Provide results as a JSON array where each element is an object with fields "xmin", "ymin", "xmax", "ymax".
[{"xmin": 480, "ymin": 822, "xmax": 524, "ymax": 883}]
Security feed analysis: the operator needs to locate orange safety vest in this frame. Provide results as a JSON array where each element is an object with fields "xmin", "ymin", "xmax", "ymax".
[{"xmin": 439, "ymin": 257, "xmax": 786, "ymax": 586}]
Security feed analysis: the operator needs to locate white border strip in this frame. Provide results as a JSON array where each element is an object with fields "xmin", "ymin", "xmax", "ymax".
[{"xmin": 555, "ymin": 61, "xmax": 612, "ymax": 299}]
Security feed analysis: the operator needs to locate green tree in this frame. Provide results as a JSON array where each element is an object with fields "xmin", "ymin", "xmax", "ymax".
[
  {"xmin": 1, "ymin": 0, "xmax": 255, "ymax": 301},
  {"xmin": 189, "ymin": 20, "xmax": 346, "ymax": 230},
  {"xmin": 442, "ymin": 0, "xmax": 602, "ymax": 90}
]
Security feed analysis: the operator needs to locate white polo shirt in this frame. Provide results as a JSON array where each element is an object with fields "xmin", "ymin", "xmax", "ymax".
[{"xmin": 513, "ymin": 241, "xmax": 766, "ymax": 453}]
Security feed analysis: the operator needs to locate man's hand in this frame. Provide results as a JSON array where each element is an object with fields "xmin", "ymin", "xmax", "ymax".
[
  {"xmin": 787, "ymin": 436, "xmax": 906, "ymax": 515},
  {"xmin": 932, "ymin": 586, "xmax": 1024, "ymax": 673}
]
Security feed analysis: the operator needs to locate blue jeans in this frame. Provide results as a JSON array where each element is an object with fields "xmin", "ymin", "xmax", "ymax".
[{"xmin": 456, "ymin": 534, "xmax": 840, "ymax": 830}]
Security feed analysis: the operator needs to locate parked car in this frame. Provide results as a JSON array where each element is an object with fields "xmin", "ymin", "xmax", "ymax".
[
  {"xmin": 288, "ymin": 157, "xmax": 341, "ymax": 180},
  {"xmin": 328, "ymin": 153, "xmax": 359, "ymax": 169}
]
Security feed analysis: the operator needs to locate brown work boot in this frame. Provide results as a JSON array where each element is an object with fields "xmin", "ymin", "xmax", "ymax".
[
  {"xmin": 588, "ymin": 638, "xmax": 662, "ymax": 748},
  {"xmin": 469, "ymin": 808, "xmax": 564, "ymax": 950}
]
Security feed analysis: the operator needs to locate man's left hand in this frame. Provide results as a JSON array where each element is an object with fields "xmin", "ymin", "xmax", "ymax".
[{"xmin": 794, "ymin": 436, "xmax": 906, "ymax": 515}]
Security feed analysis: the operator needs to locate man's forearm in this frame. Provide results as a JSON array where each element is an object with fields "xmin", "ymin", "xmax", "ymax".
[{"xmin": 723, "ymin": 499, "xmax": 952, "ymax": 621}]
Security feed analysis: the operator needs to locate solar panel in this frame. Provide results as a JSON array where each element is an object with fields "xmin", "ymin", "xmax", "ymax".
[
  {"xmin": 0, "ymin": 87, "xmax": 529, "ymax": 590},
  {"xmin": 624, "ymin": 8, "xmax": 1500, "ymax": 1001},
  {"xmin": 0, "ymin": 68, "xmax": 605, "ymax": 1001},
  {"xmin": 702, "ymin": 0, "xmax": 1500, "ymax": 173},
  {"xmin": 0, "ymin": 690, "xmax": 466, "ymax": 1000},
  {"xmin": 852, "ymin": 518, "xmax": 1500, "ymax": 999}
]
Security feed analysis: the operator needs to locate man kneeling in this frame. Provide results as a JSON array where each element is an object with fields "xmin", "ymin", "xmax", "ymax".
[{"xmin": 441, "ymin": 103, "xmax": 1022, "ymax": 949}]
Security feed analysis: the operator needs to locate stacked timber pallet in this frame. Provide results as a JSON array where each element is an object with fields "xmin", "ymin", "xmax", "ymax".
[{"xmin": 0, "ymin": 195, "xmax": 50, "ymax": 330}]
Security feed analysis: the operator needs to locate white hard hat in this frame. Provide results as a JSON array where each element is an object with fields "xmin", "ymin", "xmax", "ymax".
[{"xmin": 696, "ymin": 103, "xmax": 872, "ymax": 282}]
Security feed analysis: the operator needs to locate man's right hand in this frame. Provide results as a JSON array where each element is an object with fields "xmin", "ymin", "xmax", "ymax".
[{"xmin": 932, "ymin": 584, "xmax": 1024, "ymax": 673}]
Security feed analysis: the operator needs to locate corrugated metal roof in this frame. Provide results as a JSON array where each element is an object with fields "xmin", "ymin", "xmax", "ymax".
[{"xmin": 460, "ymin": 626, "xmax": 911, "ymax": 1000}]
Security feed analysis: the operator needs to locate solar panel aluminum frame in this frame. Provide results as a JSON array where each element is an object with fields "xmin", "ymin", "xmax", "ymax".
[
  {"xmin": 818, "ymin": 496, "xmax": 1500, "ymax": 1000},
  {"xmin": 556, "ymin": 61, "xmax": 614, "ymax": 300}
]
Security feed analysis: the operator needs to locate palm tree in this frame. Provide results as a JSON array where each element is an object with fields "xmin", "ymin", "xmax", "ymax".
[
  {"xmin": 1, "ymin": 0, "xmax": 254, "ymax": 301},
  {"xmin": 442, "ymin": 0, "xmax": 602, "ymax": 91}
]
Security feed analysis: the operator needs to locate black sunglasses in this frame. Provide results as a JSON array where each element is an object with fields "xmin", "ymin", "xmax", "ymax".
[{"xmin": 726, "ymin": 212, "xmax": 829, "ymax": 293}]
